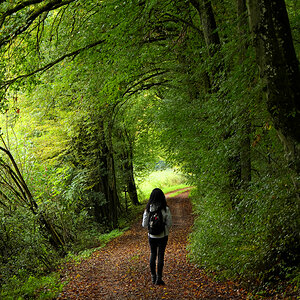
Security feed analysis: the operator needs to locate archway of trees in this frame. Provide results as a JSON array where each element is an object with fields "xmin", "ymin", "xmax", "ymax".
[{"xmin": 0, "ymin": 0, "xmax": 299, "ymax": 295}]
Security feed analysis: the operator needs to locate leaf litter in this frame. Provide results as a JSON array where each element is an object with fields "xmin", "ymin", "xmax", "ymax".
[{"xmin": 57, "ymin": 191, "xmax": 249, "ymax": 299}]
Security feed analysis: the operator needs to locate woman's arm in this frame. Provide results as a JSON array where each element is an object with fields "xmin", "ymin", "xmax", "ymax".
[
  {"xmin": 165, "ymin": 207, "xmax": 172, "ymax": 229},
  {"xmin": 142, "ymin": 210, "xmax": 149, "ymax": 228}
]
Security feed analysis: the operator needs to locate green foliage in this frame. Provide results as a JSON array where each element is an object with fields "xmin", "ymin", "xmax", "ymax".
[
  {"xmin": 0, "ymin": 0, "xmax": 299, "ymax": 296},
  {"xmin": 189, "ymin": 176, "xmax": 300, "ymax": 287},
  {"xmin": 137, "ymin": 169, "xmax": 188, "ymax": 201},
  {"xmin": 1, "ymin": 273, "xmax": 65, "ymax": 300},
  {"xmin": 0, "ymin": 207, "xmax": 58, "ymax": 277},
  {"xmin": 67, "ymin": 228, "xmax": 128, "ymax": 261}
]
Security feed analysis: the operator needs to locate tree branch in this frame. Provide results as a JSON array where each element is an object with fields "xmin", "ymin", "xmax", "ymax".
[
  {"xmin": 111, "ymin": 70, "xmax": 170, "ymax": 124},
  {"xmin": 0, "ymin": 190, "xmax": 9, "ymax": 208},
  {"xmin": 1, "ymin": 39, "xmax": 105, "ymax": 88},
  {"xmin": 0, "ymin": 162, "xmax": 28, "ymax": 202},
  {"xmin": 163, "ymin": 12, "xmax": 203, "ymax": 35},
  {"xmin": 126, "ymin": 80, "xmax": 169, "ymax": 97},
  {"xmin": 0, "ymin": 0, "xmax": 44, "ymax": 27},
  {"xmin": 122, "ymin": 70, "xmax": 168, "ymax": 97},
  {"xmin": 0, "ymin": 0, "xmax": 76, "ymax": 48}
]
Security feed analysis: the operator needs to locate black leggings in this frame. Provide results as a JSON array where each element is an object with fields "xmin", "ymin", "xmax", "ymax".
[{"xmin": 148, "ymin": 236, "xmax": 168, "ymax": 277}]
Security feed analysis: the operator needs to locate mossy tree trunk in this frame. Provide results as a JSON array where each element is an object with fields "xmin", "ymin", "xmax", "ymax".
[
  {"xmin": 116, "ymin": 127, "xmax": 139, "ymax": 206},
  {"xmin": 238, "ymin": 0, "xmax": 252, "ymax": 187},
  {"xmin": 246, "ymin": 0, "xmax": 300, "ymax": 205},
  {"xmin": 247, "ymin": 0, "xmax": 300, "ymax": 178}
]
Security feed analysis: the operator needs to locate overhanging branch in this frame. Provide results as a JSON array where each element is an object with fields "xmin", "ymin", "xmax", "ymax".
[
  {"xmin": 125, "ymin": 80, "xmax": 169, "ymax": 97},
  {"xmin": 0, "ymin": 0, "xmax": 45, "ymax": 27},
  {"xmin": 0, "ymin": 0, "xmax": 76, "ymax": 48},
  {"xmin": 1, "ymin": 39, "xmax": 105, "ymax": 89},
  {"xmin": 112, "ymin": 73, "xmax": 170, "ymax": 124},
  {"xmin": 122, "ymin": 70, "xmax": 168, "ymax": 97}
]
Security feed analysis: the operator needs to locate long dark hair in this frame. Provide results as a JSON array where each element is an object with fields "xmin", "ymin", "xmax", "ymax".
[{"xmin": 146, "ymin": 188, "xmax": 167, "ymax": 212}]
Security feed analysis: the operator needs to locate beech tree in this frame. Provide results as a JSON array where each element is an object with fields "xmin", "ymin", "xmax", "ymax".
[{"xmin": 247, "ymin": 0, "xmax": 300, "ymax": 176}]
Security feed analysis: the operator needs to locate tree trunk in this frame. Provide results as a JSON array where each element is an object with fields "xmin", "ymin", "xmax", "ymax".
[
  {"xmin": 238, "ymin": 0, "xmax": 252, "ymax": 186},
  {"xmin": 246, "ymin": 0, "xmax": 300, "ymax": 175},
  {"xmin": 0, "ymin": 143, "xmax": 65, "ymax": 252},
  {"xmin": 189, "ymin": 0, "xmax": 220, "ymax": 56},
  {"xmin": 124, "ymin": 153, "xmax": 139, "ymax": 205},
  {"xmin": 190, "ymin": 0, "xmax": 246, "ymax": 202},
  {"xmin": 189, "ymin": 0, "xmax": 221, "ymax": 81},
  {"xmin": 106, "ymin": 116, "xmax": 120, "ymax": 228},
  {"xmin": 96, "ymin": 119, "xmax": 119, "ymax": 229},
  {"xmin": 240, "ymin": 121, "xmax": 251, "ymax": 185},
  {"xmin": 119, "ymin": 128, "xmax": 139, "ymax": 206},
  {"xmin": 107, "ymin": 151, "xmax": 119, "ymax": 228}
]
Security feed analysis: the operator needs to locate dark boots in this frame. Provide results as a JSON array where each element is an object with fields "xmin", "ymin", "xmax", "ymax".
[
  {"xmin": 155, "ymin": 276, "xmax": 165, "ymax": 285},
  {"xmin": 151, "ymin": 274, "xmax": 165, "ymax": 285}
]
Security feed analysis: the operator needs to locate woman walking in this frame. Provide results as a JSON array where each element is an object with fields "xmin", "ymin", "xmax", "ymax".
[{"xmin": 142, "ymin": 188, "xmax": 172, "ymax": 285}]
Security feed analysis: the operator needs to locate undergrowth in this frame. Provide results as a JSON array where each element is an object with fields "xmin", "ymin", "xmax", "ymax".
[
  {"xmin": 1, "ymin": 273, "xmax": 64, "ymax": 300},
  {"xmin": 2, "ymin": 169, "xmax": 186, "ymax": 299},
  {"xmin": 188, "ymin": 186, "xmax": 300, "ymax": 297}
]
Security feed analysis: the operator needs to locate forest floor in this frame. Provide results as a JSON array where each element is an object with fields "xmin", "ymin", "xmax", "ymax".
[{"xmin": 56, "ymin": 190, "xmax": 250, "ymax": 299}]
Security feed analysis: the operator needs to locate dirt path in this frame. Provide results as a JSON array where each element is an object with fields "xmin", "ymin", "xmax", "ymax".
[{"xmin": 57, "ymin": 191, "xmax": 247, "ymax": 299}]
